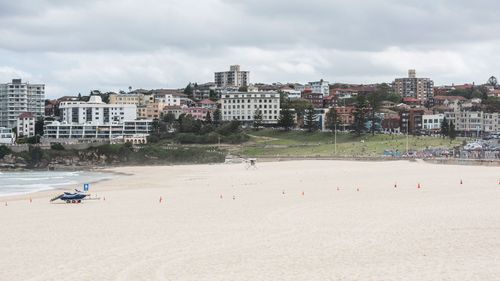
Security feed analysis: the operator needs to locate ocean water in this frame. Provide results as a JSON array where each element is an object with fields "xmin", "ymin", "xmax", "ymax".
[{"xmin": 0, "ymin": 171, "xmax": 113, "ymax": 197}]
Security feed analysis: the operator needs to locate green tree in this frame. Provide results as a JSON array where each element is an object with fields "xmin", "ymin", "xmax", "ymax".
[
  {"xmin": 278, "ymin": 106, "xmax": 294, "ymax": 131},
  {"xmin": 253, "ymin": 109, "xmax": 263, "ymax": 130},
  {"xmin": 353, "ymin": 94, "xmax": 369, "ymax": 135},
  {"xmin": 209, "ymin": 89, "xmax": 218, "ymax": 101},
  {"xmin": 440, "ymin": 117, "xmax": 449, "ymax": 137},
  {"xmin": 482, "ymin": 97, "xmax": 500, "ymax": 113},
  {"xmin": 279, "ymin": 92, "xmax": 288, "ymax": 107},
  {"xmin": 213, "ymin": 109, "xmax": 222, "ymax": 127},
  {"xmin": 366, "ymin": 92, "xmax": 382, "ymax": 135},
  {"xmin": 151, "ymin": 119, "xmax": 161, "ymax": 136},
  {"xmin": 288, "ymin": 99, "xmax": 313, "ymax": 126},
  {"xmin": 0, "ymin": 145, "xmax": 12, "ymax": 159},
  {"xmin": 184, "ymin": 83, "xmax": 193, "ymax": 98},
  {"xmin": 163, "ymin": 112, "xmax": 176, "ymax": 124},
  {"xmin": 205, "ymin": 111, "xmax": 212, "ymax": 123},
  {"xmin": 35, "ymin": 117, "xmax": 44, "ymax": 136},
  {"xmin": 449, "ymin": 120, "xmax": 457, "ymax": 140},
  {"xmin": 325, "ymin": 108, "xmax": 339, "ymax": 131},
  {"xmin": 178, "ymin": 114, "xmax": 201, "ymax": 133},
  {"xmin": 304, "ymin": 106, "xmax": 318, "ymax": 132},
  {"xmin": 488, "ymin": 76, "xmax": 498, "ymax": 88}
]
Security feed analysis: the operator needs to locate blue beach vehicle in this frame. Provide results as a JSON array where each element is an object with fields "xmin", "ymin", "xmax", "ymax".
[{"xmin": 50, "ymin": 189, "xmax": 90, "ymax": 203}]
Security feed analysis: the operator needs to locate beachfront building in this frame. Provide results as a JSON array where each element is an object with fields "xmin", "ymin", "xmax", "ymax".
[
  {"xmin": 0, "ymin": 79, "xmax": 45, "ymax": 128},
  {"xmin": 0, "ymin": 127, "xmax": 15, "ymax": 144},
  {"xmin": 163, "ymin": 106, "xmax": 184, "ymax": 119},
  {"xmin": 444, "ymin": 110, "xmax": 500, "ymax": 137},
  {"xmin": 422, "ymin": 113, "xmax": 444, "ymax": 133},
  {"xmin": 60, "ymin": 96, "xmax": 136, "ymax": 125},
  {"xmin": 215, "ymin": 65, "xmax": 250, "ymax": 88},
  {"xmin": 44, "ymin": 121, "xmax": 152, "ymax": 140},
  {"xmin": 394, "ymin": 70, "xmax": 434, "ymax": 105},
  {"xmin": 301, "ymin": 90, "xmax": 324, "ymax": 108},
  {"xmin": 335, "ymin": 106, "xmax": 356, "ymax": 130},
  {"xmin": 137, "ymin": 103, "xmax": 164, "ymax": 120},
  {"xmin": 182, "ymin": 107, "xmax": 211, "ymax": 121},
  {"xmin": 400, "ymin": 109, "xmax": 425, "ymax": 134},
  {"xmin": 46, "ymin": 95, "xmax": 151, "ymax": 141},
  {"xmin": 220, "ymin": 92, "xmax": 280, "ymax": 125},
  {"xmin": 151, "ymin": 89, "xmax": 183, "ymax": 106},
  {"xmin": 16, "ymin": 112, "xmax": 36, "ymax": 138}
]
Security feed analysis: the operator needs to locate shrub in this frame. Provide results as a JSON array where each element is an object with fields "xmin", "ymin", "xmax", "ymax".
[
  {"xmin": 0, "ymin": 145, "xmax": 11, "ymax": 159},
  {"xmin": 50, "ymin": 143, "xmax": 65, "ymax": 150}
]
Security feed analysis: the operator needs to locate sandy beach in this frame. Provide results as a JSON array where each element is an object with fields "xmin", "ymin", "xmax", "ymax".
[{"xmin": 1, "ymin": 160, "xmax": 500, "ymax": 280}]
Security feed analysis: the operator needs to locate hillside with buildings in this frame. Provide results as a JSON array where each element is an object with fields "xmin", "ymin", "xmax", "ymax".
[{"xmin": 1, "ymin": 66, "xmax": 500, "ymax": 168}]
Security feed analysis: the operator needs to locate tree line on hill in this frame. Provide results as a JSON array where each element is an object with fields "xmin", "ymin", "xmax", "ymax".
[
  {"xmin": 148, "ymin": 110, "xmax": 248, "ymax": 144},
  {"xmin": 276, "ymin": 83, "xmax": 395, "ymax": 135}
]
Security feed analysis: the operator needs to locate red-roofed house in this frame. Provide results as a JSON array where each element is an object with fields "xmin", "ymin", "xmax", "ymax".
[
  {"xmin": 402, "ymin": 97, "xmax": 421, "ymax": 106},
  {"xmin": 196, "ymin": 99, "xmax": 218, "ymax": 110},
  {"xmin": 17, "ymin": 112, "xmax": 36, "ymax": 138}
]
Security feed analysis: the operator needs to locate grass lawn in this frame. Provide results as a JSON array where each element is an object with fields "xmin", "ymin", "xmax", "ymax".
[{"xmin": 238, "ymin": 129, "xmax": 463, "ymax": 157}]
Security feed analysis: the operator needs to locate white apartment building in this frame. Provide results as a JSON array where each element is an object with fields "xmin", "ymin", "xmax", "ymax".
[
  {"xmin": 60, "ymin": 96, "xmax": 137, "ymax": 125},
  {"xmin": 154, "ymin": 94, "xmax": 181, "ymax": 106},
  {"xmin": 422, "ymin": 114, "xmax": 444, "ymax": 131},
  {"xmin": 445, "ymin": 111, "xmax": 500, "ymax": 135},
  {"xmin": 215, "ymin": 65, "xmax": 250, "ymax": 88},
  {"xmin": 281, "ymin": 89, "xmax": 302, "ymax": 100},
  {"xmin": 44, "ymin": 120, "xmax": 152, "ymax": 140},
  {"xmin": 16, "ymin": 112, "xmax": 36, "ymax": 138},
  {"xmin": 221, "ymin": 92, "xmax": 280, "ymax": 124},
  {"xmin": 308, "ymin": 80, "xmax": 330, "ymax": 96},
  {"xmin": 0, "ymin": 127, "xmax": 15, "ymax": 144},
  {"xmin": 0, "ymin": 79, "xmax": 45, "ymax": 128}
]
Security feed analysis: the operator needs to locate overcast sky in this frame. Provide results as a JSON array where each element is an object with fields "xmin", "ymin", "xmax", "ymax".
[{"xmin": 0, "ymin": 0, "xmax": 499, "ymax": 98}]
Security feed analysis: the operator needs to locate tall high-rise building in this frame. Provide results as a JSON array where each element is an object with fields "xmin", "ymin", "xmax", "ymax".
[
  {"xmin": 214, "ymin": 65, "xmax": 250, "ymax": 88},
  {"xmin": 394, "ymin": 70, "xmax": 434, "ymax": 105},
  {"xmin": 0, "ymin": 79, "xmax": 45, "ymax": 128}
]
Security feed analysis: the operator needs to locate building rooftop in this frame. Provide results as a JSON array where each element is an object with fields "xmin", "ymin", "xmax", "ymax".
[
  {"xmin": 197, "ymin": 99, "xmax": 216, "ymax": 105},
  {"xmin": 18, "ymin": 112, "xmax": 35, "ymax": 119}
]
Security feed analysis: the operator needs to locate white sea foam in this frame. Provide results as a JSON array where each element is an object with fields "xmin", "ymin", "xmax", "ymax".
[{"xmin": 0, "ymin": 171, "xmax": 112, "ymax": 197}]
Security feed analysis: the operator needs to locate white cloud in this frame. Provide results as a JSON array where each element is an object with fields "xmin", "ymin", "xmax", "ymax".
[{"xmin": 0, "ymin": 0, "xmax": 499, "ymax": 97}]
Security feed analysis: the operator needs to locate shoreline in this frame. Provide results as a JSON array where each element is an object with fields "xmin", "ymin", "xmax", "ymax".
[
  {"xmin": 3, "ymin": 157, "xmax": 499, "ymax": 202},
  {"xmin": 3, "ymin": 156, "xmax": 499, "ymax": 202},
  {"xmin": 0, "ymin": 169, "xmax": 127, "ymax": 202}
]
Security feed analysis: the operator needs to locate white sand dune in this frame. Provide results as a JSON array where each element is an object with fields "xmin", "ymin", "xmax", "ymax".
[{"xmin": 1, "ymin": 160, "xmax": 500, "ymax": 280}]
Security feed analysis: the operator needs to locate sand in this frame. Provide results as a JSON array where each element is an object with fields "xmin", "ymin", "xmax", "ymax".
[{"xmin": 1, "ymin": 160, "xmax": 500, "ymax": 281}]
